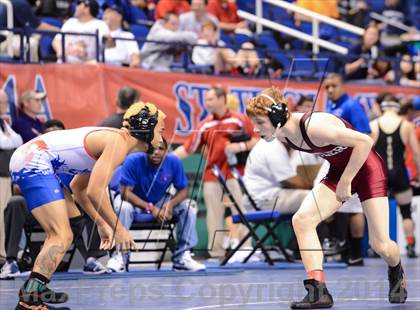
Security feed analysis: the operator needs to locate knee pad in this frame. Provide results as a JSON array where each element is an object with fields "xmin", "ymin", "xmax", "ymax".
[
  {"xmin": 69, "ymin": 215, "xmax": 86, "ymax": 239},
  {"xmin": 399, "ymin": 203, "xmax": 412, "ymax": 220}
]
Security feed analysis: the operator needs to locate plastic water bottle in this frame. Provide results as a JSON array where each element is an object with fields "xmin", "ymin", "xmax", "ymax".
[{"xmin": 227, "ymin": 153, "xmax": 238, "ymax": 166}]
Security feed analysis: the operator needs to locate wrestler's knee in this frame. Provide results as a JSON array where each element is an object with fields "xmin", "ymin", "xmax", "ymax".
[{"xmin": 292, "ymin": 212, "xmax": 317, "ymax": 231}]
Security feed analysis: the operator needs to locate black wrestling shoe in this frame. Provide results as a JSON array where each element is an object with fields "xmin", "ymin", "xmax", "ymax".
[
  {"xmin": 15, "ymin": 300, "xmax": 70, "ymax": 310},
  {"xmin": 388, "ymin": 262, "xmax": 408, "ymax": 303},
  {"xmin": 19, "ymin": 285, "xmax": 69, "ymax": 304},
  {"xmin": 290, "ymin": 279, "xmax": 333, "ymax": 309},
  {"xmin": 406, "ymin": 244, "xmax": 417, "ymax": 258}
]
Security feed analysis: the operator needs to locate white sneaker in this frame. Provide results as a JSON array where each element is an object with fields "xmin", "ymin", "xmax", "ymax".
[
  {"xmin": 173, "ymin": 251, "xmax": 206, "ymax": 271},
  {"xmin": 83, "ymin": 257, "xmax": 111, "ymax": 274},
  {"xmin": 0, "ymin": 260, "xmax": 20, "ymax": 278},
  {"xmin": 228, "ymin": 247, "xmax": 261, "ymax": 264},
  {"xmin": 106, "ymin": 253, "xmax": 126, "ymax": 273}
]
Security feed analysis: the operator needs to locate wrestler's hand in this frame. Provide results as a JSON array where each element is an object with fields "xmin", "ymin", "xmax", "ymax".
[
  {"xmin": 114, "ymin": 225, "xmax": 137, "ymax": 253},
  {"xmin": 336, "ymin": 178, "xmax": 352, "ymax": 203},
  {"xmin": 97, "ymin": 222, "xmax": 115, "ymax": 250}
]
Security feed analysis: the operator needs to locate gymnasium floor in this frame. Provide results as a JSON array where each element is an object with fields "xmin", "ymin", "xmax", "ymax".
[{"xmin": 1, "ymin": 258, "xmax": 419, "ymax": 310}]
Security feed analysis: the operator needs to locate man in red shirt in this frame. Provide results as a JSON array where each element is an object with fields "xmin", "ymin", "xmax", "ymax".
[
  {"xmin": 155, "ymin": 0, "xmax": 190, "ymax": 20},
  {"xmin": 173, "ymin": 86, "xmax": 258, "ymax": 258},
  {"xmin": 207, "ymin": 0, "xmax": 248, "ymax": 33}
]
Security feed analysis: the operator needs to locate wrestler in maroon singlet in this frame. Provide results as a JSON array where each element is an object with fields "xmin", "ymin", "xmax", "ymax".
[{"xmin": 285, "ymin": 112, "xmax": 388, "ymax": 202}]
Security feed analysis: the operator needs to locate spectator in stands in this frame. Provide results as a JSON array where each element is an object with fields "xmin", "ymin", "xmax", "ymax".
[
  {"xmin": 99, "ymin": 86, "xmax": 140, "ymax": 128},
  {"xmin": 179, "ymin": 0, "xmax": 219, "ymax": 35},
  {"xmin": 345, "ymin": 0, "xmax": 369, "ymax": 28},
  {"xmin": 129, "ymin": 0, "xmax": 156, "ymax": 22},
  {"xmin": 398, "ymin": 54, "xmax": 420, "ymax": 88},
  {"xmin": 102, "ymin": 4, "xmax": 141, "ymax": 68},
  {"xmin": 154, "ymin": 0, "xmax": 190, "ymax": 21},
  {"xmin": 0, "ymin": 119, "xmax": 109, "ymax": 279},
  {"xmin": 344, "ymin": 25, "xmax": 381, "ymax": 80},
  {"xmin": 12, "ymin": 90, "xmax": 46, "ymax": 143},
  {"xmin": 379, "ymin": 0, "xmax": 408, "ymax": 48},
  {"xmin": 173, "ymin": 86, "xmax": 259, "ymax": 258},
  {"xmin": 192, "ymin": 20, "xmax": 260, "ymax": 75},
  {"xmin": 140, "ymin": 12, "xmax": 197, "ymax": 71},
  {"xmin": 0, "ymin": 90, "xmax": 23, "ymax": 260},
  {"xmin": 207, "ymin": 0, "xmax": 249, "ymax": 34},
  {"xmin": 295, "ymin": 0, "xmax": 339, "ymax": 24},
  {"xmin": 108, "ymin": 138, "xmax": 206, "ymax": 272},
  {"xmin": 0, "ymin": 0, "xmax": 61, "ymax": 62},
  {"xmin": 52, "ymin": 0, "xmax": 109, "ymax": 63},
  {"xmin": 324, "ymin": 73, "xmax": 371, "ymax": 265},
  {"xmin": 258, "ymin": 53, "xmax": 284, "ymax": 79},
  {"xmin": 366, "ymin": 52, "xmax": 394, "ymax": 84}
]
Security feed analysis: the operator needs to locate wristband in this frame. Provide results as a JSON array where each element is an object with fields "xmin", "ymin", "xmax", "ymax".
[
  {"xmin": 239, "ymin": 142, "xmax": 247, "ymax": 151},
  {"xmin": 146, "ymin": 202, "xmax": 154, "ymax": 213}
]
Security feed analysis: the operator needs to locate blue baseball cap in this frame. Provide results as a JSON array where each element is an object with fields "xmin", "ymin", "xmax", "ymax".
[{"xmin": 102, "ymin": 3, "xmax": 123, "ymax": 15}]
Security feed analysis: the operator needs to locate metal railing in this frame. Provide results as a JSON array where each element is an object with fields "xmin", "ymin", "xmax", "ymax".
[
  {"xmin": 240, "ymin": 0, "xmax": 365, "ymax": 55},
  {"xmin": 0, "ymin": 25, "xmax": 411, "ymax": 86}
]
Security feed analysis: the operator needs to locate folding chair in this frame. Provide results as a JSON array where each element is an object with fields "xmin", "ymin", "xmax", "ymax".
[
  {"xmin": 109, "ymin": 168, "xmax": 176, "ymax": 270},
  {"xmin": 23, "ymin": 224, "xmax": 79, "ymax": 272},
  {"xmin": 230, "ymin": 166, "xmax": 294, "ymax": 262},
  {"xmin": 127, "ymin": 214, "xmax": 176, "ymax": 270},
  {"xmin": 211, "ymin": 164, "xmax": 293, "ymax": 266}
]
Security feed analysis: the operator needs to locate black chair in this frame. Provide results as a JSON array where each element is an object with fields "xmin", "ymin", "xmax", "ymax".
[
  {"xmin": 127, "ymin": 213, "xmax": 176, "ymax": 270},
  {"xmin": 23, "ymin": 224, "xmax": 79, "ymax": 272},
  {"xmin": 211, "ymin": 164, "xmax": 293, "ymax": 266}
]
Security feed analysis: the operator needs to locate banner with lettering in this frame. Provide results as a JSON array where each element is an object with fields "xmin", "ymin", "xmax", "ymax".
[{"xmin": 1, "ymin": 63, "xmax": 418, "ymax": 143}]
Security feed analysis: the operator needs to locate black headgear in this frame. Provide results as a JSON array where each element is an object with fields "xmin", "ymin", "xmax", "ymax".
[
  {"xmin": 260, "ymin": 94, "xmax": 289, "ymax": 128},
  {"xmin": 124, "ymin": 105, "xmax": 158, "ymax": 144}
]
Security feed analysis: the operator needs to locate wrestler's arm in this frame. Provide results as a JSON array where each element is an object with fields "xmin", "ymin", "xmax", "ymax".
[
  {"xmin": 369, "ymin": 120, "xmax": 379, "ymax": 144},
  {"xmin": 406, "ymin": 121, "xmax": 420, "ymax": 180},
  {"xmin": 71, "ymin": 133, "xmax": 127, "ymax": 230}
]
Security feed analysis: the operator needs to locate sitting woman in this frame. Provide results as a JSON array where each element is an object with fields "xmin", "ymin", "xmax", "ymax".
[{"xmin": 192, "ymin": 20, "xmax": 260, "ymax": 75}]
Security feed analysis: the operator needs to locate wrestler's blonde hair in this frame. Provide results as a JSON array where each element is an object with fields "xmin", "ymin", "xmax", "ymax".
[
  {"xmin": 122, "ymin": 101, "xmax": 166, "ymax": 129},
  {"xmin": 246, "ymin": 87, "xmax": 288, "ymax": 117}
]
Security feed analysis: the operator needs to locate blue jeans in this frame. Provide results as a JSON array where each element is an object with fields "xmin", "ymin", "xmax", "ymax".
[{"xmin": 113, "ymin": 194, "xmax": 198, "ymax": 263}]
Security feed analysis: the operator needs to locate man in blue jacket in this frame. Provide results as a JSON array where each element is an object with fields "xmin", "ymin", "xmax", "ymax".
[{"xmin": 107, "ymin": 138, "xmax": 205, "ymax": 272}]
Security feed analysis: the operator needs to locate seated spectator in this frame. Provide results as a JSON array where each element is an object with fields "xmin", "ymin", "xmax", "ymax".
[
  {"xmin": 0, "ymin": 90, "xmax": 23, "ymax": 260},
  {"xmin": 103, "ymin": 4, "xmax": 141, "ymax": 67},
  {"xmin": 398, "ymin": 54, "xmax": 420, "ymax": 88},
  {"xmin": 345, "ymin": 25, "xmax": 381, "ymax": 80},
  {"xmin": 179, "ymin": 0, "xmax": 219, "ymax": 35},
  {"xmin": 345, "ymin": 0, "xmax": 369, "ymax": 28},
  {"xmin": 12, "ymin": 90, "xmax": 46, "ymax": 143},
  {"xmin": 140, "ymin": 12, "xmax": 197, "ymax": 71},
  {"xmin": 379, "ymin": 0, "xmax": 408, "ymax": 48},
  {"xmin": 99, "ymin": 86, "xmax": 140, "ymax": 128},
  {"xmin": 0, "ymin": 119, "xmax": 109, "ymax": 279},
  {"xmin": 243, "ymin": 137, "xmax": 312, "ymax": 213},
  {"xmin": 366, "ymin": 52, "xmax": 394, "ymax": 84},
  {"xmin": 108, "ymin": 138, "xmax": 205, "ymax": 272},
  {"xmin": 192, "ymin": 20, "xmax": 259, "ymax": 75},
  {"xmin": 207, "ymin": 0, "xmax": 249, "ymax": 34},
  {"xmin": 154, "ymin": 0, "xmax": 190, "ymax": 21},
  {"xmin": 52, "ymin": 0, "xmax": 109, "ymax": 63},
  {"xmin": 0, "ymin": 0, "xmax": 60, "ymax": 62},
  {"xmin": 258, "ymin": 53, "xmax": 284, "ymax": 79},
  {"xmin": 129, "ymin": 0, "xmax": 155, "ymax": 23},
  {"xmin": 294, "ymin": 0, "xmax": 339, "ymax": 24}
]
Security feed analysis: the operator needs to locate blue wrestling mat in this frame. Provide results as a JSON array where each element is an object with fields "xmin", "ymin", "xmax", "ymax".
[
  {"xmin": 47, "ymin": 268, "xmax": 242, "ymax": 280},
  {"xmin": 206, "ymin": 261, "xmax": 347, "ymax": 270}
]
